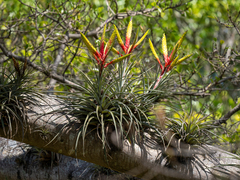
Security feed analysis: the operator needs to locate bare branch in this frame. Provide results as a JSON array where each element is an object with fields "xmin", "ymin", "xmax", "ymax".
[
  {"xmin": 215, "ymin": 103, "xmax": 240, "ymax": 125},
  {"xmin": 173, "ymin": 91, "xmax": 211, "ymax": 97},
  {"xmin": 228, "ymin": 10, "xmax": 240, "ymax": 36},
  {"xmin": 0, "ymin": 43, "xmax": 82, "ymax": 90},
  {"xmin": 69, "ymin": 7, "xmax": 157, "ymax": 39},
  {"xmin": 48, "ymin": 33, "xmax": 69, "ymax": 93}
]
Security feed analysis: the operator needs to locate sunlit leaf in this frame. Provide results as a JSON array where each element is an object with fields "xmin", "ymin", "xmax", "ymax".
[
  {"xmin": 125, "ymin": 18, "xmax": 132, "ymax": 51},
  {"xmin": 176, "ymin": 31, "xmax": 187, "ymax": 51},
  {"xmin": 134, "ymin": 29, "xmax": 149, "ymax": 49},
  {"xmin": 162, "ymin": 33, "xmax": 168, "ymax": 60},
  {"xmin": 175, "ymin": 54, "xmax": 193, "ymax": 66},
  {"xmin": 104, "ymin": 54, "xmax": 131, "ymax": 67},
  {"xmin": 80, "ymin": 32, "xmax": 100, "ymax": 58},
  {"xmin": 100, "ymin": 24, "xmax": 106, "ymax": 56},
  {"xmin": 149, "ymin": 39, "xmax": 163, "ymax": 70},
  {"xmin": 114, "ymin": 25, "xmax": 126, "ymax": 53}
]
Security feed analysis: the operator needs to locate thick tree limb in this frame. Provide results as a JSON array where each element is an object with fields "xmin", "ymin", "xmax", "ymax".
[
  {"xmin": 0, "ymin": 137, "xmax": 98, "ymax": 180},
  {"xmin": 0, "ymin": 95, "xmax": 239, "ymax": 180}
]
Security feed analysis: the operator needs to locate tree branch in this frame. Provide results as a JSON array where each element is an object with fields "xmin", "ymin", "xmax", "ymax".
[
  {"xmin": 69, "ymin": 7, "xmax": 157, "ymax": 39},
  {"xmin": 0, "ymin": 43, "xmax": 82, "ymax": 91},
  {"xmin": 48, "ymin": 33, "xmax": 69, "ymax": 93},
  {"xmin": 0, "ymin": 95, "xmax": 239, "ymax": 180},
  {"xmin": 215, "ymin": 103, "xmax": 240, "ymax": 125}
]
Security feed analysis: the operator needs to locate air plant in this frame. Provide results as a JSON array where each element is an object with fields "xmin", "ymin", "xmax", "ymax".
[
  {"xmin": 59, "ymin": 22, "xmax": 152, "ymax": 152},
  {"xmin": 62, "ymin": 21, "xmax": 195, "ymax": 155},
  {"xmin": 0, "ymin": 58, "xmax": 39, "ymax": 138},
  {"xmin": 149, "ymin": 31, "xmax": 193, "ymax": 89},
  {"xmin": 154, "ymin": 105, "xmax": 219, "ymax": 172}
]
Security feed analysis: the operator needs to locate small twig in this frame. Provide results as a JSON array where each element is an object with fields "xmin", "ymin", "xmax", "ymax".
[
  {"xmin": 172, "ymin": 92, "xmax": 211, "ymax": 97},
  {"xmin": 203, "ymin": 72, "xmax": 240, "ymax": 92},
  {"xmin": 228, "ymin": 13, "xmax": 240, "ymax": 36},
  {"xmin": 105, "ymin": 0, "xmax": 115, "ymax": 15}
]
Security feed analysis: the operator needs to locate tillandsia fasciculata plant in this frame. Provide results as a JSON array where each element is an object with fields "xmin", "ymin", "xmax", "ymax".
[
  {"xmin": 62, "ymin": 19, "xmax": 194, "ymax": 152},
  {"xmin": 154, "ymin": 104, "xmax": 220, "ymax": 172},
  {"xmin": 149, "ymin": 32, "xmax": 193, "ymax": 89},
  {"xmin": 0, "ymin": 58, "xmax": 39, "ymax": 138}
]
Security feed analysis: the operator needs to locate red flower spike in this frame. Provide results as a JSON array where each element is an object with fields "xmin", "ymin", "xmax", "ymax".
[
  {"xmin": 93, "ymin": 54, "xmax": 100, "ymax": 64},
  {"xmin": 128, "ymin": 28, "xmax": 139, "ymax": 54},
  {"xmin": 149, "ymin": 31, "xmax": 192, "ymax": 89},
  {"xmin": 162, "ymin": 34, "xmax": 168, "ymax": 64},
  {"xmin": 80, "ymin": 32, "xmax": 101, "ymax": 59},
  {"xmin": 81, "ymin": 28, "xmax": 116, "ymax": 72},
  {"xmin": 133, "ymin": 29, "xmax": 149, "ymax": 49},
  {"xmin": 81, "ymin": 25, "xmax": 132, "ymax": 76},
  {"xmin": 100, "ymin": 25, "xmax": 106, "ymax": 57},
  {"xmin": 149, "ymin": 38, "xmax": 163, "ymax": 70},
  {"xmin": 125, "ymin": 18, "xmax": 132, "ymax": 51},
  {"xmin": 114, "ymin": 19, "xmax": 148, "ymax": 55},
  {"xmin": 102, "ymin": 39, "xmax": 122, "ymax": 55},
  {"xmin": 103, "ymin": 30, "xmax": 116, "ymax": 60}
]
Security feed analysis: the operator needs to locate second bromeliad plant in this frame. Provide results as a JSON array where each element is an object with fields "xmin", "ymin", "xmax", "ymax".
[{"xmin": 70, "ymin": 18, "xmax": 192, "ymax": 151}]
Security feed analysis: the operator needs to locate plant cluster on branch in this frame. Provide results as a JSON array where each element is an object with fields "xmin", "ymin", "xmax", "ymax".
[{"xmin": 63, "ymin": 19, "xmax": 192, "ymax": 151}]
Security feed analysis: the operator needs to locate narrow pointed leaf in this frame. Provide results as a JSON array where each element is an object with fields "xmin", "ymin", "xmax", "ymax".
[
  {"xmin": 169, "ymin": 43, "xmax": 179, "ymax": 62},
  {"xmin": 162, "ymin": 33, "xmax": 168, "ymax": 61},
  {"xmin": 134, "ymin": 29, "xmax": 149, "ymax": 49},
  {"xmin": 175, "ymin": 54, "xmax": 193, "ymax": 65},
  {"xmin": 114, "ymin": 25, "xmax": 126, "ymax": 53},
  {"xmin": 176, "ymin": 31, "xmax": 187, "ymax": 51},
  {"xmin": 104, "ymin": 54, "xmax": 131, "ymax": 67},
  {"xmin": 103, "ymin": 39, "xmax": 120, "ymax": 55},
  {"xmin": 104, "ymin": 30, "xmax": 116, "ymax": 59},
  {"xmin": 170, "ymin": 55, "xmax": 179, "ymax": 68},
  {"xmin": 149, "ymin": 39, "xmax": 163, "ymax": 70},
  {"xmin": 100, "ymin": 25, "xmax": 106, "ymax": 56},
  {"xmin": 125, "ymin": 18, "xmax": 132, "ymax": 51},
  {"xmin": 169, "ymin": 31, "xmax": 187, "ymax": 63},
  {"xmin": 80, "ymin": 32, "xmax": 100, "ymax": 58},
  {"xmin": 111, "ymin": 47, "xmax": 120, "ymax": 55}
]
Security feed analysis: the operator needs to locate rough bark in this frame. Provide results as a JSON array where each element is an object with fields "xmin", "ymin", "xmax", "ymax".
[
  {"xmin": 0, "ymin": 137, "xmax": 140, "ymax": 180},
  {"xmin": 0, "ymin": 95, "xmax": 239, "ymax": 180}
]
